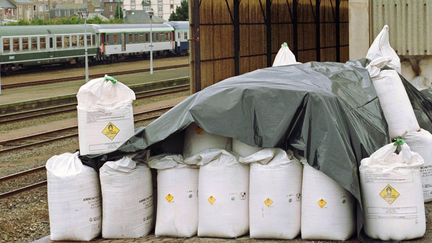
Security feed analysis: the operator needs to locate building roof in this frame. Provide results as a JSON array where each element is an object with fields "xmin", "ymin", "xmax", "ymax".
[
  {"xmin": 124, "ymin": 10, "xmax": 164, "ymax": 24},
  {"xmin": 13, "ymin": 0, "xmax": 32, "ymax": 4},
  {"xmin": 0, "ymin": 0, "xmax": 16, "ymax": 8}
]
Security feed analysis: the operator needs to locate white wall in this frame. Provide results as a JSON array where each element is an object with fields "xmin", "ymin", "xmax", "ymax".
[
  {"xmin": 122, "ymin": 0, "xmax": 183, "ymax": 20},
  {"xmin": 349, "ymin": 0, "xmax": 432, "ymax": 90}
]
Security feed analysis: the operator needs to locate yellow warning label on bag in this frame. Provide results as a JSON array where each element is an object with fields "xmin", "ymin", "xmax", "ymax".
[
  {"xmin": 165, "ymin": 193, "xmax": 174, "ymax": 203},
  {"xmin": 264, "ymin": 198, "xmax": 273, "ymax": 207},
  {"xmin": 379, "ymin": 184, "xmax": 400, "ymax": 204},
  {"xmin": 208, "ymin": 195, "xmax": 216, "ymax": 205},
  {"xmin": 102, "ymin": 122, "xmax": 120, "ymax": 140},
  {"xmin": 318, "ymin": 198, "xmax": 327, "ymax": 208}
]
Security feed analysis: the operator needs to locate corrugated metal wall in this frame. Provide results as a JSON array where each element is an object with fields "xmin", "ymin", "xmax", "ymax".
[
  {"xmin": 190, "ymin": 0, "xmax": 349, "ymax": 92},
  {"xmin": 372, "ymin": 0, "xmax": 432, "ymax": 56}
]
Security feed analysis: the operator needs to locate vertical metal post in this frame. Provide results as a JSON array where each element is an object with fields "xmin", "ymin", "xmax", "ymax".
[
  {"xmin": 293, "ymin": 0, "xmax": 298, "ymax": 57},
  {"xmin": 192, "ymin": 0, "xmax": 201, "ymax": 92},
  {"xmin": 315, "ymin": 0, "xmax": 321, "ymax": 61},
  {"xmin": 266, "ymin": 0, "xmax": 272, "ymax": 66},
  {"xmin": 84, "ymin": 15, "xmax": 89, "ymax": 82},
  {"xmin": 150, "ymin": 14, "xmax": 153, "ymax": 75},
  {"xmin": 335, "ymin": 0, "xmax": 341, "ymax": 62},
  {"xmin": 0, "ymin": 64, "xmax": 2, "ymax": 95},
  {"xmin": 234, "ymin": 0, "xmax": 240, "ymax": 75}
]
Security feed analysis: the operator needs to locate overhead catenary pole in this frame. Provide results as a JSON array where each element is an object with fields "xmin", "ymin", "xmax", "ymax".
[
  {"xmin": 147, "ymin": 9, "xmax": 154, "ymax": 75},
  {"xmin": 0, "ymin": 63, "xmax": 2, "ymax": 95},
  {"xmin": 84, "ymin": 11, "xmax": 89, "ymax": 82}
]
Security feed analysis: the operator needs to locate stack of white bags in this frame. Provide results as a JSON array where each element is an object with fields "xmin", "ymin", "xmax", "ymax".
[
  {"xmin": 45, "ymin": 29, "xmax": 430, "ymax": 241},
  {"xmin": 360, "ymin": 25, "xmax": 427, "ymax": 240},
  {"xmin": 147, "ymin": 124, "xmax": 356, "ymax": 240}
]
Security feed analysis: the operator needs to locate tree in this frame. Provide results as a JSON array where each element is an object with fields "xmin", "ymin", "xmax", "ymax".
[
  {"xmin": 115, "ymin": 3, "xmax": 123, "ymax": 19},
  {"xmin": 169, "ymin": 0, "xmax": 188, "ymax": 21}
]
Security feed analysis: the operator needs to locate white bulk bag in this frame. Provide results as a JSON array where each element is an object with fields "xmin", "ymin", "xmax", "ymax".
[
  {"xmin": 272, "ymin": 42, "xmax": 299, "ymax": 67},
  {"xmin": 366, "ymin": 25, "xmax": 419, "ymax": 138},
  {"xmin": 46, "ymin": 152, "xmax": 101, "ymax": 241},
  {"xmin": 148, "ymin": 154, "xmax": 198, "ymax": 237},
  {"xmin": 186, "ymin": 149, "xmax": 249, "ymax": 238},
  {"xmin": 404, "ymin": 129, "xmax": 432, "ymax": 202},
  {"xmin": 367, "ymin": 57, "xmax": 420, "ymax": 138},
  {"xmin": 232, "ymin": 139, "xmax": 261, "ymax": 158},
  {"xmin": 239, "ymin": 149, "xmax": 302, "ymax": 239},
  {"xmin": 360, "ymin": 141, "xmax": 425, "ymax": 240},
  {"xmin": 366, "ymin": 25, "xmax": 401, "ymax": 72},
  {"xmin": 77, "ymin": 75, "xmax": 136, "ymax": 155},
  {"xmin": 301, "ymin": 163, "xmax": 355, "ymax": 240},
  {"xmin": 183, "ymin": 123, "xmax": 232, "ymax": 158},
  {"xmin": 99, "ymin": 157, "xmax": 153, "ymax": 238}
]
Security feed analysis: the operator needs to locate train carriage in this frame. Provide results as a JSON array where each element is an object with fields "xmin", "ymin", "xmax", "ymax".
[
  {"xmin": 168, "ymin": 21, "xmax": 189, "ymax": 55},
  {"xmin": 0, "ymin": 25, "xmax": 98, "ymax": 71},
  {"xmin": 93, "ymin": 24, "xmax": 175, "ymax": 57}
]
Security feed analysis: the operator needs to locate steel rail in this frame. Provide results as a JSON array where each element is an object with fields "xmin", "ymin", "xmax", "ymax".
[
  {"xmin": 2, "ymin": 64, "xmax": 189, "ymax": 89},
  {"xmin": 0, "ymin": 83, "xmax": 189, "ymax": 123}
]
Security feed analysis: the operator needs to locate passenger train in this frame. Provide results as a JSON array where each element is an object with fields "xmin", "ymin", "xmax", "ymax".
[{"xmin": 0, "ymin": 21, "xmax": 189, "ymax": 72}]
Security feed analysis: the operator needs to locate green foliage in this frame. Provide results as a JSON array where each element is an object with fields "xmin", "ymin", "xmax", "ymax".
[
  {"xmin": 5, "ymin": 16, "xmax": 123, "ymax": 25},
  {"xmin": 115, "ymin": 3, "xmax": 123, "ymax": 19},
  {"xmin": 169, "ymin": 0, "xmax": 188, "ymax": 21}
]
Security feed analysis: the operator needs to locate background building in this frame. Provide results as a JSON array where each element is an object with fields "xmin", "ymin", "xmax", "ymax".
[{"xmin": 123, "ymin": 0, "xmax": 182, "ymax": 20}]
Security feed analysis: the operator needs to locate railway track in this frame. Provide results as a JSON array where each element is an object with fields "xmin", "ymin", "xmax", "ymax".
[
  {"xmin": 0, "ymin": 98, "xmax": 183, "ymax": 199},
  {"xmin": 2, "ymin": 63, "xmax": 189, "ymax": 89},
  {"xmin": 0, "ymin": 81, "xmax": 189, "ymax": 123}
]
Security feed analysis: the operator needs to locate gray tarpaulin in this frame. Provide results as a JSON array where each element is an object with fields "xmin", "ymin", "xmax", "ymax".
[{"xmin": 81, "ymin": 59, "xmax": 432, "ymax": 207}]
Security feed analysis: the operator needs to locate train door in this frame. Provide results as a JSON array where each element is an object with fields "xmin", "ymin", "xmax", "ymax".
[
  {"xmin": 100, "ymin": 33, "xmax": 105, "ymax": 55},
  {"xmin": 121, "ymin": 33, "xmax": 126, "ymax": 52},
  {"xmin": 47, "ymin": 31, "xmax": 55, "ymax": 58}
]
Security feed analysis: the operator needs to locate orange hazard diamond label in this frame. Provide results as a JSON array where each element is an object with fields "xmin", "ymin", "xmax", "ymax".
[
  {"xmin": 318, "ymin": 198, "xmax": 327, "ymax": 208},
  {"xmin": 208, "ymin": 195, "xmax": 216, "ymax": 205},
  {"xmin": 264, "ymin": 198, "xmax": 273, "ymax": 207},
  {"xmin": 379, "ymin": 184, "xmax": 400, "ymax": 205},
  {"xmin": 165, "ymin": 193, "xmax": 174, "ymax": 203},
  {"xmin": 102, "ymin": 122, "xmax": 120, "ymax": 140}
]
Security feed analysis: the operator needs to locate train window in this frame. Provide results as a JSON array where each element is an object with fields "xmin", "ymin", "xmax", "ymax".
[
  {"xmin": 166, "ymin": 33, "xmax": 170, "ymax": 41},
  {"xmin": 40, "ymin": 37, "xmax": 46, "ymax": 50},
  {"xmin": 152, "ymin": 33, "xmax": 157, "ymax": 42},
  {"xmin": 22, "ymin": 37, "xmax": 29, "ymax": 51},
  {"xmin": 178, "ymin": 32, "xmax": 181, "ymax": 39},
  {"xmin": 128, "ymin": 34, "xmax": 133, "ymax": 43},
  {"xmin": 12, "ymin": 38, "xmax": 19, "ymax": 52},
  {"xmin": 113, "ymin": 34, "xmax": 119, "ymax": 45},
  {"xmin": 88, "ymin": 34, "xmax": 92, "ymax": 46},
  {"xmin": 3, "ymin": 38, "xmax": 10, "ymax": 52},
  {"xmin": 184, "ymin": 32, "xmax": 188, "ymax": 39},
  {"xmin": 64, "ymin": 35, "xmax": 70, "ymax": 48},
  {"xmin": 56, "ymin": 36, "xmax": 62, "ymax": 49},
  {"xmin": 91, "ymin": 34, "xmax": 95, "ymax": 46},
  {"xmin": 144, "ymin": 33, "xmax": 149, "ymax": 42},
  {"xmin": 31, "ymin": 37, "xmax": 37, "ymax": 50},
  {"xmin": 78, "ymin": 35, "xmax": 84, "ymax": 47},
  {"xmin": 71, "ymin": 35, "xmax": 77, "ymax": 47}
]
